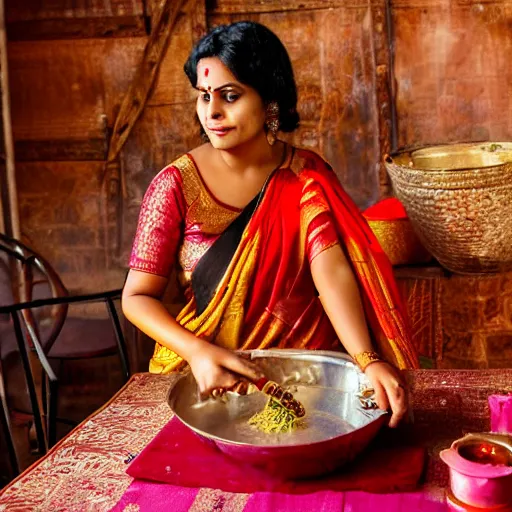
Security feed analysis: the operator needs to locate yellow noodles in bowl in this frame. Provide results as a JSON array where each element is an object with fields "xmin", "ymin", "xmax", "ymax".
[{"xmin": 248, "ymin": 396, "xmax": 304, "ymax": 434}]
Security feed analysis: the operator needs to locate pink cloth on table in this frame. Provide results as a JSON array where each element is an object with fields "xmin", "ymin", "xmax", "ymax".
[
  {"xmin": 243, "ymin": 491, "xmax": 449, "ymax": 512},
  {"xmin": 124, "ymin": 417, "xmax": 426, "ymax": 495},
  {"xmin": 488, "ymin": 394, "xmax": 512, "ymax": 434},
  {"xmin": 112, "ymin": 482, "xmax": 199, "ymax": 512},
  {"xmin": 112, "ymin": 483, "xmax": 448, "ymax": 512}
]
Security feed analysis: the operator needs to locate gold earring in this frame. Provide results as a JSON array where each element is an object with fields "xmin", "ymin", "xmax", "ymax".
[{"xmin": 265, "ymin": 102, "xmax": 280, "ymax": 146}]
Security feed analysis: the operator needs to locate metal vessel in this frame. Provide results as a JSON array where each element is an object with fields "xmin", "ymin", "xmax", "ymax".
[{"xmin": 167, "ymin": 349, "xmax": 388, "ymax": 479}]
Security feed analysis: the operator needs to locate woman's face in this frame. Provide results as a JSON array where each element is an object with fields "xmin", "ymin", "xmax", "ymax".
[{"xmin": 195, "ymin": 57, "xmax": 267, "ymax": 150}]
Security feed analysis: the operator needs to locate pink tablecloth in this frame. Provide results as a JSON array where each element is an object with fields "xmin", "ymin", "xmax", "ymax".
[{"xmin": 113, "ymin": 483, "xmax": 448, "ymax": 512}]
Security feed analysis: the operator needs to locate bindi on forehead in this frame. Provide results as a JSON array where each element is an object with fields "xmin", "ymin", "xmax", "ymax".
[{"xmin": 204, "ymin": 68, "xmax": 209, "ymax": 77}]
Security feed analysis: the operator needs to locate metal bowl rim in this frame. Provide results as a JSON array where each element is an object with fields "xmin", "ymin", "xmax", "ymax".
[
  {"xmin": 167, "ymin": 349, "xmax": 388, "ymax": 449},
  {"xmin": 386, "ymin": 142, "xmax": 512, "ymax": 173}
]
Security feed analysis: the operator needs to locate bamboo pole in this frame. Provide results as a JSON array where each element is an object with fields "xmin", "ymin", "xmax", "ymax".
[{"xmin": 0, "ymin": 0, "xmax": 19, "ymax": 238}]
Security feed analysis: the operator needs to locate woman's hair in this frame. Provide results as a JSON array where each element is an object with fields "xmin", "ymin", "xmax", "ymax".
[{"xmin": 184, "ymin": 21, "xmax": 300, "ymax": 132}]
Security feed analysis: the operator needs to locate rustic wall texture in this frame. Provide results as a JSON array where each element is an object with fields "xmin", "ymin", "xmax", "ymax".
[
  {"xmin": 396, "ymin": 269, "xmax": 512, "ymax": 369},
  {"xmin": 5, "ymin": 0, "xmax": 512, "ymax": 367}
]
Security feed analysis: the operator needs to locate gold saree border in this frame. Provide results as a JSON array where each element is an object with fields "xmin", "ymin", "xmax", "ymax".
[{"xmin": 150, "ymin": 231, "xmax": 261, "ymax": 373}]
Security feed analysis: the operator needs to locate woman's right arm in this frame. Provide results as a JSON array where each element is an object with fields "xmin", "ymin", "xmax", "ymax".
[
  {"xmin": 122, "ymin": 269, "xmax": 262, "ymax": 396},
  {"xmin": 124, "ymin": 165, "xmax": 261, "ymax": 393},
  {"xmin": 122, "ymin": 269, "xmax": 204, "ymax": 362}
]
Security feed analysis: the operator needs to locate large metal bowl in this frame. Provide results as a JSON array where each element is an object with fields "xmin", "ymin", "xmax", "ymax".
[{"xmin": 167, "ymin": 349, "xmax": 387, "ymax": 479}]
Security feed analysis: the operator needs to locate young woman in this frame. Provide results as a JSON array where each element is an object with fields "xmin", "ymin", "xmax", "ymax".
[{"xmin": 122, "ymin": 21, "xmax": 418, "ymax": 428}]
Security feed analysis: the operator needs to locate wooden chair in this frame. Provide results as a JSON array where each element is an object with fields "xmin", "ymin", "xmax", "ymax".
[{"xmin": 0, "ymin": 234, "xmax": 130, "ymax": 453}]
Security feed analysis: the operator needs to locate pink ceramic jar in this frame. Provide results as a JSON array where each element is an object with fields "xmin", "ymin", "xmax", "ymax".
[{"xmin": 440, "ymin": 433, "xmax": 512, "ymax": 509}]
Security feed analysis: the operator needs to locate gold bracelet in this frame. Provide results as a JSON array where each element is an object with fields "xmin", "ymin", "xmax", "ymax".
[{"xmin": 352, "ymin": 351, "xmax": 382, "ymax": 372}]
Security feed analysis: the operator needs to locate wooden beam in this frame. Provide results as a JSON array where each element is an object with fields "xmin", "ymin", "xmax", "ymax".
[
  {"xmin": 15, "ymin": 139, "xmax": 107, "ymax": 162},
  {"xmin": 6, "ymin": 16, "xmax": 147, "ymax": 41},
  {"xmin": 102, "ymin": 0, "xmax": 188, "ymax": 267},
  {"xmin": 370, "ymin": 0, "xmax": 397, "ymax": 198},
  {"xmin": 0, "ymin": 0, "xmax": 19, "ymax": 238},
  {"xmin": 190, "ymin": 0, "xmax": 208, "ymax": 43},
  {"xmin": 6, "ymin": 0, "xmax": 147, "ymax": 40},
  {"xmin": 208, "ymin": 0, "xmax": 377, "ymax": 13},
  {"xmin": 105, "ymin": 0, "xmax": 187, "ymax": 169},
  {"xmin": 6, "ymin": 0, "xmax": 144, "ymax": 20}
]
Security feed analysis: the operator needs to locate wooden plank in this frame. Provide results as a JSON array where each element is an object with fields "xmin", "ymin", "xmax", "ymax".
[
  {"xmin": 0, "ymin": 0, "xmax": 18, "ymax": 238},
  {"xmin": 6, "ymin": 0, "xmax": 144, "ymax": 22},
  {"xmin": 392, "ymin": 0, "xmax": 510, "ymax": 7},
  {"xmin": 15, "ymin": 139, "xmax": 107, "ymax": 161},
  {"xmin": 8, "ymin": 26, "xmax": 204, "ymax": 147},
  {"xmin": 106, "ymin": 0, "xmax": 187, "ymax": 166},
  {"xmin": 9, "ymin": 39, "xmax": 108, "ymax": 141},
  {"xmin": 16, "ymin": 161, "xmax": 103, "ymax": 205},
  {"xmin": 209, "ymin": 9, "xmax": 381, "ymax": 208},
  {"xmin": 17, "ymin": 161, "xmax": 104, "ymax": 272},
  {"xmin": 148, "ymin": 1, "xmax": 207, "ymax": 104},
  {"xmin": 189, "ymin": 0, "xmax": 208, "ymax": 43},
  {"xmin": 210, "ymin": 0, "xmax": 371, "ymax": 13},
  {"xmin": 370, "ymin": 2, "xmax": 395, "ymax": 197},
  {"xmin": 14, "ymin": 160, "xmax": 127, "ymax": 290},
  {"xmin": 104, "ymin": 2, "xmax": 206, "ymax": 108},
  {"xmin": 8, "ymin": 38, "xmax": 148, "ymax": 142},
  {"xmin": 393, "ymin": 3, "xmax": 512, "ymax": 148},
  {"xmin": 6, "ymin": 0, "xmax": 146, "ymax": 40},
  {"xmin": 146, "ymin": 9, "xmax": 199, "ymax": 106},
  {"xmin": 102, "ymin": 0, "xmax": 188, "ymax": 266},
  {"xmin": 101, "ymin": 38, "xmax": 147, "ymax": 120},
  {"xmin": 213, "ymin": 0, "xmax": 510, "ymax": 10},
  {"xmin": 6, "ymin": 16, "xmax": 147, "ymax": 41},
  {"xmin": 145, "ymin": 0, "xmax": 160, "ymax": 17}
]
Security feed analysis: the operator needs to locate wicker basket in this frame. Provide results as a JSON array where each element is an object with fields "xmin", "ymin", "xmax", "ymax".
[{"xmin": 384, "ymin": 142, "xmax": 512, "ymax": 274}]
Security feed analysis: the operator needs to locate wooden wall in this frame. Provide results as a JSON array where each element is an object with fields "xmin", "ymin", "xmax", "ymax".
[
  {"xmin": 6, "ymin": 0, "xmax": 512, "ymax": 297},
  {"xmin": 393, "ymin": 0, "xmax": 512, "ymax": 147}
]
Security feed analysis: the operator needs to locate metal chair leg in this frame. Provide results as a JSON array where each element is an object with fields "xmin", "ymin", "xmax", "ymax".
[
  {"xmin": 41, "ymin": 368, "xmax": 47, "ymax": 420},
  {"xmin": 0, "ymin": 367, "xmax": 20, "ymax": 476},
  {"xmin": 11, "ymin": 311, "xmax": 47, "ymax": 454},
  {"xmin": 106, "ymin": 298, "xmax": 130, "ymax": 382},
  {"xmin": 47, "ymin": 377, "xmax": 59, "ymax": 448}
]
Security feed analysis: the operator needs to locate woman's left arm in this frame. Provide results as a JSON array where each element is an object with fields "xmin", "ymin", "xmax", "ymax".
[{"xmin": 310, "ymin": 243, "xmax": 407, "ymax": 427}]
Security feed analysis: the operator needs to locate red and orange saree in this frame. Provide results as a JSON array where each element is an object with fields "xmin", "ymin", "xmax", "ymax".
[{"xmin": 129, "ymin": 146, "xmax": 419, "ymax": 373}]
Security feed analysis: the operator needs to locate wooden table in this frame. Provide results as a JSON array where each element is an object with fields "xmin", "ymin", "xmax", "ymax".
[{"xmin": 1, "ymin": 370, "xmax": 511, "ymax": 511}]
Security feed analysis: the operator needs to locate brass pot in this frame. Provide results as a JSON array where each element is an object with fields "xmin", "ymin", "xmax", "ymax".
[{"xmin": 385, "ymin": 142, "xmax": 512, "ymax": 274}]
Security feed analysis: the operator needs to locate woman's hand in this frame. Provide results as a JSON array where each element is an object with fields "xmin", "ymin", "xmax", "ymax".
[
  {"xmin": 188, "ymin": 344, "xmax": 263, "ymax": 399},
  {"xmin": 363, "ymin": 362, "xmax": 407, "ymax": 428}
]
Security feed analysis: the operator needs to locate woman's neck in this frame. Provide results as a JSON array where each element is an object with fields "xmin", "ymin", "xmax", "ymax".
[{"xmin": 215, "ymin": 134, "xmax": 284, "ymax": 176}]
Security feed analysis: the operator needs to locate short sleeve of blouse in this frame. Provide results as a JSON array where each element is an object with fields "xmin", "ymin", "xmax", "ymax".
[
  {"xmin": 298, "ymin": 152, "xmax": 340, "ymax": 264},
  {"xmin": 306, "ymin": 210, "xmax": 339, "ymax": 263},
  {"xmin": 129, "ymin": 166, "xmax": 186, "ymax": 277}
]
